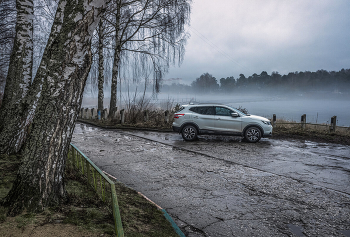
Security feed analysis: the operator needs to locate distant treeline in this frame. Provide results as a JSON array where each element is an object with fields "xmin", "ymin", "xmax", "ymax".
[{"xmin": 161, "ymin": 69, "xmax": 350, "ymax": 94}]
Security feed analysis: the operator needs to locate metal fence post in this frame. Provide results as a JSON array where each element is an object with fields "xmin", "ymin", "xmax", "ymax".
[
  {"xmin": 111, "ymin": 184, "xmax": 124, "ymax": 237},
  {"xmin": 86, "ymin": 160, "xmax": 90, "ymax": 184},
  {"xmin": 69, "ymin": 143, "xmax": 124, "ymax": 236}
]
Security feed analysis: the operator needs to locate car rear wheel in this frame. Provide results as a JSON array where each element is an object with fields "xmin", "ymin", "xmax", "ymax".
[
  {"xmin": 244, "ymin": 126, "xmax": 261, "ymax": 143},
  {"xmin": 181, "ymin": 125, "xmax": 198, "ymax": 141}
]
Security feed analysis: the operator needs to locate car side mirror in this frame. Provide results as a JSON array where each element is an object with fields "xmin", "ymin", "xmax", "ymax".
[{"xmin": 231, "ymin": 112, "xmax": 239, "ymax": 117}]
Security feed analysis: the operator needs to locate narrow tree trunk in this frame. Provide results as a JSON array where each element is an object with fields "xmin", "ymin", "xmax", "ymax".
[
  {"xmin": 97, "ymin": 19, "xmax": 104, "ymax": 113},
  {"xmin": 0, "ymin": 0, "xmax": 34, "ymax": 154},
  {"xmin": 3, "ymin": 0, "xmax": 108, "ymax": 215},
  {"xmin": 108, "ymin": 5, "xmax": 121, "ymax": 119}
]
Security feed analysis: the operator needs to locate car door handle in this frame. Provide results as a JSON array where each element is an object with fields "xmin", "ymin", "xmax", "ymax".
[
  {"xmin": 193, "ymin": 116, "xmax": 198, "ymax": 119},
  {"xmin": 216, "ymin": 118, "xmax": 220, "ymax": 120}
]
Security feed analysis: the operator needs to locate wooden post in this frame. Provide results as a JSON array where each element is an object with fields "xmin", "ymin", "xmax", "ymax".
[
  {"xmin": 143, "ymin": 110, "xmax": 149, "ymax": 122},
  {"xmin": 301, "ymin": 114, "xmax": 306, "ymax": 130},
  {"xmin": 120, "ymin": 109, "xmax": 125, "ymax": 124},
  {"xmin": 330, "ymin": 116, "xmax": 337, "ymax": 132},
  {"xmin": 272, "ymin": 114, "xmax": 276, "ymax": 127},
  {"xmin": 164, "ymin": 110, "xmax": 169, "ymax": 123}
]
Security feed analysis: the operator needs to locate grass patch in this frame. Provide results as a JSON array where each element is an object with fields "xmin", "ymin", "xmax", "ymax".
[
  {"xmin": 0, "ymin": 154, "xmax": 179, "ymax": 236},
  {"xmin": 272, "ymin": 120, "xmax": 350, "ymax": 145}
]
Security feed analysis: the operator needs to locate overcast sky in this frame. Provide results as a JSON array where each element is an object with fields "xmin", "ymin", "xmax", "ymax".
[{"xmin": 165, "ymin": 0, "xmax": 350, "ymax": 85}]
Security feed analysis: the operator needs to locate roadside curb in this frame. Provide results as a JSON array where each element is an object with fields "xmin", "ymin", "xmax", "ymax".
[
  {"xmin": 161, "ymin": 209, "xmax": 186, "ymax": 237},
  {"xmin": 102, "ymin": 171, "xmax": 186, "ymax": 237},
  {"xmin": 77, "ymin": 119, "xmax": 173, "ymax": 133}
]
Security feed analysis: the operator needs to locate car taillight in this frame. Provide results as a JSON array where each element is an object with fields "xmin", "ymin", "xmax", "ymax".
[{"xmin": 174, "ymin": 114, "xmax": 185, "ymax": 119}]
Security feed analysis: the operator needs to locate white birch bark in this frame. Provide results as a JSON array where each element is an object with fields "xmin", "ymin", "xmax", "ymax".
[
  {"xmin": 4, "ymin": 0, "xmax": 109, "ymax": 214},
  {"xmin": 97, "ymin": 19, "xmax": 104, "ymax": 113},
  {"xmin": 109, "ymin": 5, "xmax": 121, "ymax": 118},
  {"xmin": 0, "ymin": 0, "xmax": 34, "ymax": 154}
]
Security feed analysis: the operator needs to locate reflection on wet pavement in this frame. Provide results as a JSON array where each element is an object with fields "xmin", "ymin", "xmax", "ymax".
[{"xmin": 72, "ymin": 123, "xmax": 350, "ymax": 237}]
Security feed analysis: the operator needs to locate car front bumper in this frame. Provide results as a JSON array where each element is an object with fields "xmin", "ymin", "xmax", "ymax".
[{"xmin": 262, "ymin": 125, "xmax": 273, "ymax": 137}]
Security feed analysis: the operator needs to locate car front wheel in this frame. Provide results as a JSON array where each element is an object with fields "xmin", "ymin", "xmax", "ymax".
[
  {"xmin": 244, "ymin": 126, "xmax": 261, "ymax": 143},
  {"xmin": 181, "ymin": 125, "xmax": 198, "ymax": 141}
]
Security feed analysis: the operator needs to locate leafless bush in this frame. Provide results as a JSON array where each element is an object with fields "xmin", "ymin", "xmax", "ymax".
[
  {"xmin": 236, "ymin": 106, "xmax": 249, "ymax": 115},
  {"xmin": 123, "ymin": 87, "xmax": 152, "ymax": 124}
]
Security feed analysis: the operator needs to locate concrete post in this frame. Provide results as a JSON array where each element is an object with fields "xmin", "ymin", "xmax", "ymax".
[
  {"xmin": 84, "ymin": 108, "xmax": 89, "ymax": 119},
  {"xmin": 91, "ymin": 108, "xmax": 97, "ymax": 119},
  {"xmin": 120, "ymin": 109, "xmax": 125, "ymax": 124},
  {"xmin": 86, "ymin": 109, "xmax": 92, "ymax": 119},
  {"xmin": 103, "ymin": 108, "xmax": 108, "ymax": 120},
  {"xmin": 330, "ymin": 116, "xmax": 337, "ymax": 132},
  {"xmin": 301, "ymin": 114, "xmax": 306, "ymax": 130},
  {"xmin": 110, "ymin": 107, "xmax": 117, "ymax": 119},
  {"xmin": 80, "ymin": 108, "xmax": 84, "ymax": 118},
  {"xmin": 272, "ymin": 114, "xmax": 276, "ymax": 127},
  {"xmin": 144, "ymin": 110, "xmax": 149, "ymax": 122},
  {"xmin": 164, "ymin": 110, "xmax": 169, "ymax": 123},
  {"xmin": 97, "ymin": 109, "xmax": 102, "ymax": 120}
]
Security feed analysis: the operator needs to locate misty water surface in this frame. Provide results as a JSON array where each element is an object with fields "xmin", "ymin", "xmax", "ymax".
[{"xmin": 83, "ymin": 93, "xmax": 350, "ymax": 126}]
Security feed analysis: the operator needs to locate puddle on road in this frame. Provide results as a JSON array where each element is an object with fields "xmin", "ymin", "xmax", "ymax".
[
  {"xmin": 341, "ymin": 230, "xmax": 350, "ymax": 237},
  {"xmin": 287, "ymin": 224, "xmax": 305, "ymax": 237}
]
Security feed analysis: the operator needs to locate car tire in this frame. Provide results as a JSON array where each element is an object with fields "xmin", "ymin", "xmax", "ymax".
[
  {"xmin": 244, "ymin": 126, "xmax": 261, "ymax": 143},
  {"xmin": 181, "ymin": 125, "xmax": 198, "ymax": 141}
]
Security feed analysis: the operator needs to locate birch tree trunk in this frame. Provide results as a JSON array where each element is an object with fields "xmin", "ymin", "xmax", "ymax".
[
  {"xmin": 97, "ymin": 19, "xmax": 104, "ymax": 114},
  {"xmin": 3, "ymin": 0, "xmax": 108, "ymax": 215},
  {"xmin": 108, "ymin": 6, "xmax": 121, "ymax": 118},
  {"xmin": 0, "ymin": 0, "xmax": 33, "ymax": 154}
]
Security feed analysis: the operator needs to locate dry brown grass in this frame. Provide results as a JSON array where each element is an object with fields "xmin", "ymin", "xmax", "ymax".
[{"xmin": 272, "ymin": 119, "xmax": 350, "ymax": 145}]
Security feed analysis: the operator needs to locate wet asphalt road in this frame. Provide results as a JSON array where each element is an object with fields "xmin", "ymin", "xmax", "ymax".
[{"xmin": 72, "ymin": 123, "xmax": 350, "ymax": 237}]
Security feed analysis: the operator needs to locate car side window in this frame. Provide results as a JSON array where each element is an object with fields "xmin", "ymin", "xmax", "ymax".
[
  {"xmin": 189, "ymin": 106, "xmax": 215, "ymax": 115},
  {"xmin": 215, "ymin": 107, "xmax": 232, "ymax": 116}
]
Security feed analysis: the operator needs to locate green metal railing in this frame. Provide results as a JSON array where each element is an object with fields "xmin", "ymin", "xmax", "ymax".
[{"xmin": 68, "ymin": 143, "xmax": 124, "ymax": 237}]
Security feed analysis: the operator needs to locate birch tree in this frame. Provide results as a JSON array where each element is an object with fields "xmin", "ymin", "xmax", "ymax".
[
  {"xmin": 97, "ymin": 19, "xmax": 105, "ymax": 113},
  {"xmin": 0, "ymin": 0, "xmax": 16, "ymax": 94},
  {"xmin": 0, "ymin": 0, "xmax": 34, "ymax": 154},
  {"xmin": 105, "ymin": 0, "xmax": 191, "ymax": 118},
  {"xmin": 3, "ymin": 0, "xmax": 109, "ymax": 215}
]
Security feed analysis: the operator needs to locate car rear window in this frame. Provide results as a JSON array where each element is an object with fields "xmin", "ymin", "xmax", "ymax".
[{"xmin": 175, "ymin": 106, "xmax": 185, "ymax": 113}]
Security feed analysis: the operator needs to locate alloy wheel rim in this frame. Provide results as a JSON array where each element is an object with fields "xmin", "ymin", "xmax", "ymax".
[
  {"xmin": 247, "ymin": 128, "xmax": 260, "ymax": 141},
  {"xmin": 184, "ymin": 127, "xmax": 196, "ymax": 140}
]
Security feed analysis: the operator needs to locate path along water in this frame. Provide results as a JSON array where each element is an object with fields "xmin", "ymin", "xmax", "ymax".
[{"xmin": 72, "ymin": 123, "xmax": 350, "ymax": 237}]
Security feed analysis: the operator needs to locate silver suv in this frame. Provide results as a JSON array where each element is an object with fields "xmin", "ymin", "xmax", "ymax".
[{"xmin": 172, "ymin": 103, "xmax": 272, "ymax": 143}]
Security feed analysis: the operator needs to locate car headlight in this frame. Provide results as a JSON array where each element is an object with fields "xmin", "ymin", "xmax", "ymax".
[{"xmin": 261, "ymin": 120, "xmax": 271, "ymax": 125}]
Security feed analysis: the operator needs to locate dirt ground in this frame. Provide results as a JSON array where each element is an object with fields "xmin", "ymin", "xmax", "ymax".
[
  {"xmin": 0, "ymin": 219, "xmax": 103, "ymax": 237},
  {"xmin": 0, "ymin": 152, "xmax": 178, "ymax": 237}
]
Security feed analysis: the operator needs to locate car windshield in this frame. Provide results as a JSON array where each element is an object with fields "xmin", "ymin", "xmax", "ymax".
[{"xmin": 226, "ymin": 105, "xmax": 248, "ymax": 116}]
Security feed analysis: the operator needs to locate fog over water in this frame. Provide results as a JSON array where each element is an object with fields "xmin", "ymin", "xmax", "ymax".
[{"xmin": 82, "ymin": 92, "xmax": 350, "ymax": 127}]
